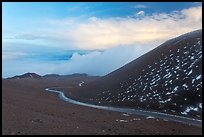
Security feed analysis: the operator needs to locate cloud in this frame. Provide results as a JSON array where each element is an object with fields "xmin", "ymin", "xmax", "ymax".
[
  {"xmin": 54, "ymin": 44, "xmax": 153, "ymax": 76},
  {"xmin": 5, "ymin": 6, "xmax": 201, "ymax": 51},
  {"xmin": 2, "ymin": 44, "xmax": 153, "ymax": 78},
  {"xmin": 193, "ymin": 2, "xmax": 202, "ymax": 5},
  {"xmin": 134, "ymin": 4, "xmax": 148, "ymax": 9},
  {"xmin": 64, "ymin": 6, "xmax": 201, "ymax": 50},
  {"xmin": 2, "ymin": 5, "xmax": 202, "ymax": 78},
  {"xmin": 3, "ymin": 33, "xmax": 52, "ymax": 41},
  {"xmin": 136, "ymin": 10, "xmax": 145, "ymax": 16},
  {"xmin": 15, "ymin": 34, "xmax": 49, "ymax": 40},
  {"xmin": 46, "ymin": 17, "xmax": 83, "ymax": 27},
  {"xmin": 2, "ymin": 51, "xmax": 29, "ymax": 60}
]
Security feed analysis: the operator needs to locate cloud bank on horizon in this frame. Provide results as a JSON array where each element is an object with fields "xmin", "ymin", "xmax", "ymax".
[{"xmin": 2, "ymin": 2, "xmax": 202, "ymax": 77}]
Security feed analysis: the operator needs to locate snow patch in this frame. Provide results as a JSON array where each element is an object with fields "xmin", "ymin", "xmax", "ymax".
[
  {"xmin": 181, "ymin": 106, "xmax": 199, "ymax": 115},
  {"xmin": 122, "ymin": 113, "xmax": 130, "ymax": 116},
  {"xmin": 199, "ymin": 103, "xmax": 202, "ymax": 109},
  {"xmin": 146, "ymin": 116, "xmax": 155, "ymax": 119},
  {"xmin": 187, "ymin": 70, "xmax": 192, "ymax": 76},
  {"xmin": 196, "ymin": 75, "xmax": 201, "ymax": 80},
  {"xmin": 79, "ymin": 81, "xmax": 85, "ymax": 87},
  {"xmin": 116, "ymin": 119, "xmax": 128, "ymax": 122},
  {"xmin": 133, "ymin": 118, "xmax": 141, "ymax": 121},
  {"xmin": 182, "ymin": 84, "xmax": 188, "ymax": 88},
  {"xmin": 159, "ymin": 98, "xmax": 172, "ymax": 103}
]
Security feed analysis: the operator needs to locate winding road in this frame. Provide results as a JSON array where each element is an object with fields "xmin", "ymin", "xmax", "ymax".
[{"xmin": 45, "ymin": 87, "xmax": 202, "ymax": 127}]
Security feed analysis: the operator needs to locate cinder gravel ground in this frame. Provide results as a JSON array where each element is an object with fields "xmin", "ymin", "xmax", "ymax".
[{"xmin": 2, "ymin": 78, "xmax": 202, "ymax": 135}]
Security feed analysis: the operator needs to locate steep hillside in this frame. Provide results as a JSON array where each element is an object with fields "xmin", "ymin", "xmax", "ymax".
[{"xmin": 71, "ymin": 29, "xmax": 202, "ymax": 119}]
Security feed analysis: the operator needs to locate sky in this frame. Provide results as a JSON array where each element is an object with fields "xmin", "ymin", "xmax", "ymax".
[{"xmin": 2, "ymin": 2, "xmax": 202, "ymax": 78}]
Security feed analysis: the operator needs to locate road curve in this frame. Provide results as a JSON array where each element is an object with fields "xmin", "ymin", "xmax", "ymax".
[{"xmin": 45, "ymin": 87, "xmax": 202, "ymax": 127}]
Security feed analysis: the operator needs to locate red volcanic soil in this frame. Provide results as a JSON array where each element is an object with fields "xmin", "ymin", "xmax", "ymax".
[{"xmin": 2, "ymin": 77, "xmax": 202, "ymax": 135}]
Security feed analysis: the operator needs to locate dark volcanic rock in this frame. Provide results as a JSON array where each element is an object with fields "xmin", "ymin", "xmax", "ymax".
[{"xmin": 73, "ymin": 29, "xmax": 202, "ymax": 119}]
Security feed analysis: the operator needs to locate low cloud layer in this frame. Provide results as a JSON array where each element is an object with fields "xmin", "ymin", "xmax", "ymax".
[
  {"xmin": 3, "ymin": 44, "xmax": 153, "ymax": 78},
  {"xmin": 54, "ymin": 44, "xmax": 153, "ymax": 76}
]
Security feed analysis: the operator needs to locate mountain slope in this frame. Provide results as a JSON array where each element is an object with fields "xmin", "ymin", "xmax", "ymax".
[
  {"xmin": 8, "ymin": 73, "xmax": 42, "ymax": 79},
  {"xmin": 72, "ymin": 29, "xmax": 202, "ymax": 119}
]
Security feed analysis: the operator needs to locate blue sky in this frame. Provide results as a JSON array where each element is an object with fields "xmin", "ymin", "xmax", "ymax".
[
  {"xmin": 3, "ymin": 2, "xmax": 202, "ymax": 47},
  {"xmin": 3, "ymin": 2, "xmax": 201, "ymax": 37},
  {"xmin": 2, "ymin": 2, "xmax": 200, "ymax": 19},
  {"xmin": 2, "ymin": 2, "xmax": 202, "ymax": 78}
]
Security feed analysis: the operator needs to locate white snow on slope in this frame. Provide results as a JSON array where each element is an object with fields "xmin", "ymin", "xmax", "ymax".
[{"xmin": 79, "ymin": 81, "xmax": 85, "ymax": 87}]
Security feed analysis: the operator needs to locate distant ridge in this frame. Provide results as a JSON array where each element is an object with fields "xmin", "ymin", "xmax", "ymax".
[
  {"xmin": 43, "ymin": 73, "xmax": 88, "ymax": 78},
  {"xmin": 8, "ymin": 73, "xmax": 88, "ymax": 79},
  {"xmin": 8, "ymin": 73, "xmax": 42, "ymax": 79}
]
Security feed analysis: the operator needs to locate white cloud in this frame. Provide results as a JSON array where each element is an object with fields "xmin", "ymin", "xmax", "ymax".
[
  {"xmin": 64, "ymin": 6, "xmax": 202, "ymax": 50},
  {"xmin": 134, "ymin": 4, "xmax": 148, "ymax": 9},
  {"xmin": 3, "ymin": 44, "xmax": 153, "ymax": 78},
  {"xmin": 136, "ymin": 10, "xmax": 145, "ymax": 16},
  {"xmin": 5, "ymin": 6, "xmax": 201, "ymax": 51},
  {"xmin": 54, "ymin": 44, "xmax": 153, "ymax": 76}
]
